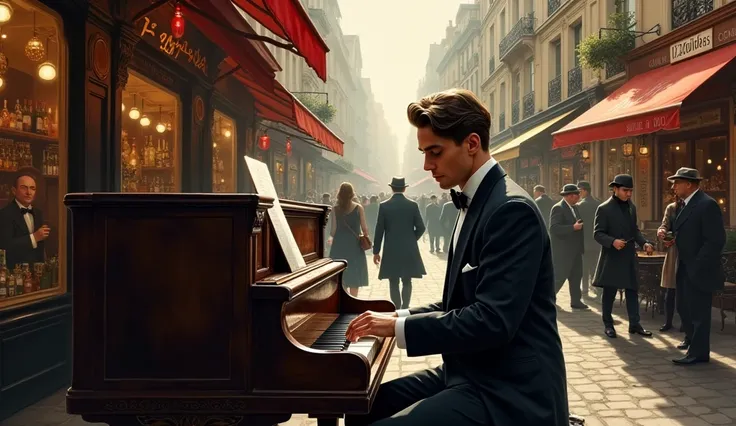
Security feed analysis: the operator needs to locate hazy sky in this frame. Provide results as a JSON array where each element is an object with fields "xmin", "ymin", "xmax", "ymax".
[{"xmin": 339, "ymin": 0, "xmax": 469, "ymax": 163}]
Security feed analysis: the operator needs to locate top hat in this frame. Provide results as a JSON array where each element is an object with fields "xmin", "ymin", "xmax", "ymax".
[
  {"xmin": 667, "ymin": 167, "xmax": 703, "ymax": 182},
  {"xmin": 560, "ymin": 184, "xmax": 580, "ymax": 196},
  {"xmin": 388, "ymin": 177, "xmax": 409, "ymax": 188},
  {"xmin": 577, "ymin": 181, "xmax": 592, "ymax": 191},
  {"xmin": 609, "ymin": 174, "xmax": 634, "ymax": 188}
]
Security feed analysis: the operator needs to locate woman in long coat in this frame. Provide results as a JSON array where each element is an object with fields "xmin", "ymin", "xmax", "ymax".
[{"xmin": 657, "ymin": 197, "xmax": 682, "ymax": 331}]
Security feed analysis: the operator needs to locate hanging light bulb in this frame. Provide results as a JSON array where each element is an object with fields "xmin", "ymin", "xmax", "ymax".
[
  {"xmin": 122, "ymin": 103, "xmax": 126, "ymax": 112},
  {"xmin": 139, "ymin": 98, "xmax": 150, "ymax": 126},
  {"xmin": 0, "ymin": 76, "xmax": 4, "ymax": 90},
  {"xmin": 0, "ymin": 2, "xmax": 12, "ymax": 24},
  {"xmin": 129, "ymin": 94, "xmax": 140, "ymax": 119},
  {"xmin": 224, "ymin": 129, "xmax": 231, "ymax": 138},
  {"xmin": 171, "ymin": 3, "xmax": 185, "ymax": 39},
  {"xmin": 285, "ymin": 137, "xmax": 292, "ymax": 155},
  {"xmin": 155, "ymin": 106, "xmax": 165, "ymax": 133},
  {"xmin": 38, "ymin": 61, "xmax": 56, "ymax": 81}
]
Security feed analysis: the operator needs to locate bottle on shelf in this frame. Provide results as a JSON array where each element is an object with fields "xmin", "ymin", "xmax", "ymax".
[
  {"xmin": 14, "ymin": 99, "xmax": 22, "ymax": 130},
  {"xmin": 21, "ymin": 263, "xmax": 32, "ymax": 294},
  {"xmin": 1, "ymin": 99, "xmax": 10, "ymax": 128},
  {"xmin": 0, "ymin": 249, "xmax": 7, "ymax": 299},
  {"xmin": 22, "ymin": 100, "xmax": 31, "ymax": 133},
  {"xmin": 13, "ymin": 265, "xmax": 22, "ymax": 296}
]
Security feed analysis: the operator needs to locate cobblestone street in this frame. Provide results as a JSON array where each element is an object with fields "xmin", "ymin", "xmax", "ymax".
[{"xmin": 4, "ymin": 239, "xmax": 736, "ymax": 426}]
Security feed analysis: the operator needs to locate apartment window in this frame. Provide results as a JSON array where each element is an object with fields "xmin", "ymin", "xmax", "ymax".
[
  {"xmin": 512, "ymin": 72, "xmax": 521, "ymax": 102},
  {"xmin": 500, "ymin": 83, "xmax": 507, "ymax": 112},
  {"xmin": 500, "ymin": 10, "xmax": 506, "ymax": 36},
  {"xmin": 553, "ymin": 40, "xmax": 562, "ymax": 76},
  {"xmin": 572, "ymin": 23, "xmax": 583, "ymax": 67},
  {"xmin": 489, "ymin": 93, "xmax": 495, "ymax": 117},
  {"xmin": 671, "ymin": 0, "xmax": 713, "ymax": 29},
  {"xmin": 489, "ymin": 25, "xmax": 495, "ymax": 58},
  {"xmin": 526, "ymin": 0, "xmax": 535, "ymax": 16},
  {"xmin": 527, "ymin": 58, "xmax": 535, "ymax": 93},
  {"xmin": 512, "ymin": 0, "xmax": 520, "ymax": 23},
  {"xmin": 616, "ymin": 0, "xmax": 637, "ymax": 21}
]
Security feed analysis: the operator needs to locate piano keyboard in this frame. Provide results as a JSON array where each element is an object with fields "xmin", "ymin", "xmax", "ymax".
[{"xmin": 289, "ymin": 313, "xmax": 384, "ymax": 364}]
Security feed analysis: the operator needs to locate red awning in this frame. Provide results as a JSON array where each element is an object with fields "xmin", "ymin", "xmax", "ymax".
[
  {"xmin": 230, "ymin": 58, "xmax": 344, "ymax": 156},
  {"xmin": 231, "ymin": 0, "xmax": 329, "ymax": 82},
  {"xmin": 552, "ymin": 42, "xmax": 736, "ymax": 148},
  {"xmin": 353, "ymin": 168, "xmax": 379, "ymax": 184}
]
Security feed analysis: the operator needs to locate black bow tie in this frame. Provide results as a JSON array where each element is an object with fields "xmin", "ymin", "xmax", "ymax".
[
  {"xmin": 20, "ymin": 207, "xmax": 32, "ymax": 215},
  {"xmin": 450, "ymin": 189, "xmax": 469, "ymax": 210}
]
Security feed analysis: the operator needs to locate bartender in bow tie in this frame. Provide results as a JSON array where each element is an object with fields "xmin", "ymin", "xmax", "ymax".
[{"xmin": 0, "ymin": 174, "xmax": 50, "ymax": 269}]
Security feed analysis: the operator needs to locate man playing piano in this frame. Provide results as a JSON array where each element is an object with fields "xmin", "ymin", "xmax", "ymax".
[{"xmin": 345, "ymin": 89, "xmax": 568, "ymax": 426}]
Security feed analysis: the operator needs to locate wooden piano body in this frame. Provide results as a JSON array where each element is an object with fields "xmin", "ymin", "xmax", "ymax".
[{"xmin": 64, "ymin": 193, "xmax": 396, "ymax": 426}]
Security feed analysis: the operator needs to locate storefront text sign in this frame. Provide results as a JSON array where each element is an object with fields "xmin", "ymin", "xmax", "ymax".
[
  {"xmin": 139, "ymin": 17, "xmax": 208, "ymax": 76},
  {"xmin": 638, "ymin": 157, "xmax": 649, "ymax": 209},
  {"xmin": 670, "ymin": 28, "xmax": 713, "ymax": 64}
]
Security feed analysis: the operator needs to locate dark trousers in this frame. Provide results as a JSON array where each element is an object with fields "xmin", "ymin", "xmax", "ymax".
[
  {"xmin": 389, "ymin": 277, "xmax": 412, "ymax": 310},
  {"xmin": 442, "ymin": 230, "xmax": 452, "ymax": 252},
  {"xmin": 601, "ymin": 287, "xmax": 640, "ymax": 328},
  {"xmin": 344, "ymin": 366, "xmax": 488, "ymax": 426},
  {"xmin": 582, "ymin": 249, "xmax": 599, "ymax": 295},
  {"xmin": 554, "ymin": 254, "xmax": 583, "ymax": 306},
  {"xmin": 676, "ymin": 262, "xmax": 712, "ymax": 358},
  {"xmin": 662, "ymin": 288, "xmax": 677, "ymax": 327},
  {"xmin": 428, "ymin": 233, "xmax": 440, "ymax": 252}
]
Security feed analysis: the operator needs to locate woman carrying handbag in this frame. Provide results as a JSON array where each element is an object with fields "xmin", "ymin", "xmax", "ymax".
[
  {"xmin": 329, "ymin": 182, "xmax": 371, "ymax": 297},
  {"xmin": 657, "ymin": 196, "xmax": 683, "ymax": 332}
]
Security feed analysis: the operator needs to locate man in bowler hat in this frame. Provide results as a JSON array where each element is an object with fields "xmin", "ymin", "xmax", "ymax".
[
  {"xmin": 665, "ymin": 167, "xmax": 725, "ymax": 365},
  {"xmin": 373, "ymin": 177, "xmax": 426, "ymax": 309},
  {"xmin": 549, "ymin": 184, "xmax": 588, "ymax": 309},
  {"xmin": 576, "ymin": 181, "xmax": 601, "ymax": 298},
  {"xmin": 593, "ymin": 174, "xmax": 654, "ymax": 338}
]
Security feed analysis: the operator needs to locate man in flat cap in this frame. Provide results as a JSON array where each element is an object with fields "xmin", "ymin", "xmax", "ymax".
[
  {"xmin": 576, "ymin": 181, "xmax": 601, "ymax": 299},
  {"xmin": 550, "ymin": 184, "xmax": 587, "ymax": 309},
  {"xmin": 593, "ymin": 174, "xmax": 653, "ymax": 338},
  {"xmin": 665, "ymin": 167, "xmax": 725, "ymax": 365}
]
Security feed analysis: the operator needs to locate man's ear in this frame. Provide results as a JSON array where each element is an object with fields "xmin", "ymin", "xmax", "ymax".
[{"xmin": 466, "ymin": 133, "xmax": 481, "ymax": 155}]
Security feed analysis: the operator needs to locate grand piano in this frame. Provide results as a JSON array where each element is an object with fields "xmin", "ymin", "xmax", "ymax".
[{"xmin": 64, "ymin": 193, "xmax": 396, "ymax": 426}]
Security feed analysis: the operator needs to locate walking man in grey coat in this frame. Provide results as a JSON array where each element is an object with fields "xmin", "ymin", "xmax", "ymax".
[
  {"xmin": 549, "ymin": 184, "xmax": 588, "ymax": 309},
  {"xmin": 534, "ymin": 185, "xmax": 554, "ymax": 229},
  {"xmin": 373, "ymin": 177, "xmax": 427, "ymax": 309},
  {"xmin": 594, "ymin": 174, "xmax": 654, "ymax": 339},
  {"xmin": 576, "ymin": 181, "xmax": 601, "ymax": 299}
]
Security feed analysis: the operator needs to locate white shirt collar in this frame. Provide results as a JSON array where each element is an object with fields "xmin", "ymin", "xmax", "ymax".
[
  {"xmin": 15, "ymin": 199, "xmax": 31, "ymax": 210},
  {"xmin": 684, "ymin": 189, "xmax": 699, "ymax": 206},
  {"xmin": 459, "ymin": 157, "xmax": 497, "ymax": 206}
]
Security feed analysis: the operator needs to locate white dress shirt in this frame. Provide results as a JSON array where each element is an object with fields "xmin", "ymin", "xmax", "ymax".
[
  {"xmin": 393, "ymin": 157, "xmax": 498, "ymax": 349},
  {"xmin": 16, "ymin": 199, "xmax": 37, "ymax": 248}
]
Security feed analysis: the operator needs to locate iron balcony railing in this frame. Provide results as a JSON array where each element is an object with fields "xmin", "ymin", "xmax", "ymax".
[
  {"xmin": 568, "ymin": 66, "xmax": 582, "ymax": 96},
  {"xmin": 511, "ymin": 100, "xmax": 520, "ymax": 125},
  {"xmin": 499, "ymin": 14, "xmax": 536, "ymax": 59},
  {"xmin": 523, "ymin": 91, "xmax": 535, "ymax": 119},
  {"xmin": 499, "ymin": 112, "xmax": 506, "ymax": 132},
  {"xmin": 489, "ymin": 56, "xmax": 496, "ymax": 75},
  {"xmin": 548, "ymin": 0, "xmax": 561, "ymax": 16},
  {"xmin": 548, "ymin": 75, "xmax": 561, "ymax": 106},
  {"xmin": 672, "ymin": 0, "xmax": 713, "ymax": 30},
  {"xmin": 605, "ymin": 61, "xmax": 626, "ymax": 79}
]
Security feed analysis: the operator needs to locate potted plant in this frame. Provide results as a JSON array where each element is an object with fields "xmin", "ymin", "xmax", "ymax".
[{"xmin": 577, "ymin": 3, "xmax": 635, "ymax": 72}]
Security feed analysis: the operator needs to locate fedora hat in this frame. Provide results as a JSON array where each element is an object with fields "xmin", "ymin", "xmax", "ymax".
[
  {"xmin": 577, "ymin": 181, "xmax": 591, "ymax": 191},
  {"xmin": 560, "ymin": 184, "xmax": 580, "ymax": 196},
  {"xmin": 609, "ymin": 174, "xmax": 634, "ymax": 188},
  {"xmin": 388, "ymin": 177, "xmax": 409, "ymax": 188},
  {"xmin": 667, "ymin": 167, "xmax": 703, "ymax": 182}
]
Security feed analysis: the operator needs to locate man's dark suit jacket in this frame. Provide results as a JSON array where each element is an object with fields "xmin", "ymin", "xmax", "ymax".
[
  {"xmin": 576, "ymin": 195, "xmax": 601, "ymax": 253},
  {"xmin": 549, "ymin": 199, "xmax": 584, "ymax": 280},
  {"xmin": 424, "ymin": 203, "xmax": 442, "ymax": 235},
  {"xmin": 673, "ymin": 190, "xmax": 725, "ymax": 292},
  {"xmin": 0, "ymin": 201, "xmax": 45, "ymax": 269},
  {"xmin": 373, "ymin": 193, "xmax": 426, "ymax": 280},
  {"xmin": 403, "ymin": 164, "xmax": 568, "ymax": 426},
  {"xmin": 439, "ymin": 200, "xmax": 456, "ymax": 234},
  {"xmin": 535, "ymin": 194, "xmax": 554, "ymax": 229}
]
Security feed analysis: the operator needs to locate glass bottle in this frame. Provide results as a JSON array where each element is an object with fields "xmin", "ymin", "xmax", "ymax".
[
  {"xmin": 1, "ymin": 99, "xmax": 10, "ymax": 128},
  {"xmin": 13, "ymin": 264, "xmax": 22, "ymax": 295},
  {"xmin": 22, "ymin": 263, "xmax": 32, "ymax": 294}
]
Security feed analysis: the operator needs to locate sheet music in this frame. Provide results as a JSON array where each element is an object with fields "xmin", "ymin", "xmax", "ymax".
[{"xmin": 245, "ymin": 156, "xmax": 307, "ymax": 272}]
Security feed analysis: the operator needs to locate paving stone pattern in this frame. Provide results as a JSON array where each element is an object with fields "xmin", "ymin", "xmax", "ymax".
[{"xmin": 4, "ymin": 240, "xmax": 736, "ymax": 426}]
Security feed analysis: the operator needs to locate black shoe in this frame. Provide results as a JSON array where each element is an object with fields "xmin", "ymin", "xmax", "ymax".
[
  {"xmin": 659, "ymin": 324, "xmax": 673, "ymax": 332},
  {"xmin": 629, "ymin": 325, "xmax": 653, "ymax": 337},
  {"xmin": 429, "ymin": 250, "xmax": 434, "ymax": 253},
  {"xmin": 676, "ymin": 340, "xmax": 691, "ymax": 350},
  {"xmin": 571, "ymin": 303, "xmax": 589, "ymax": 310},
  {"xmin": 605, "ymin": 327, "xmax": 617, "ymax": 338},
  {"xmin": 672, "ymin": 355, "xmax": 709, "ymax": 365}
]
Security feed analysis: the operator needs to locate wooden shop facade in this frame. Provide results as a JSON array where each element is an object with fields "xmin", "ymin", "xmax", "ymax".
[{"xmin": 0, "ymin": 0, "xmax": 342, "ymax": 420}]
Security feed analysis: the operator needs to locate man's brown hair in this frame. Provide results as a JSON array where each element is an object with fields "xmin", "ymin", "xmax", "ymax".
[{"xmin": 406, "ymin": 88, "xmax": 491, "ymax": 151}]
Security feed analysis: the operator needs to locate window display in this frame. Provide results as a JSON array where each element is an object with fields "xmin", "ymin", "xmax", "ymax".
[
  {"xmin": 606, "ymin": 139, "xmax": 635, "ymax": 187},
  {"xmin": 212, "ymin": 110, "xmax": 235, "ymax": 192},
  {"xmin": 121, "ymin": 72, "xmax": 179, "ymax": 193},
  {"xmin": 0, "ymin": 2, "xmax": 64, "ymax": 306}
]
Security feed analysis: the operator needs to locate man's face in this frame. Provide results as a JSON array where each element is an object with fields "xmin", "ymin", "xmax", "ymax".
[
  {"xmin": 671, "ymin": 179, "xmax": 693, "ymax": 199},
  {"xmin": 418, "ymin": 127, "xmax": 477, "ymax": 190},
  {"xmin": 533, "ymin": 190, "xmax": 542, "ymax": 198},
  {"xmin": 613, "ymin": 186, "xmax": 633, "ymax": 202},
  {"xmin": 564, "ymin": 193, "xmax": 580, "ymax": 205},
  {"xmin": 13, "ymin": 176, "xmax": 37, "ymax": 206},
  {"xmin": 580, "ymin": 189, "xmax": 589, "ymax": 199}
]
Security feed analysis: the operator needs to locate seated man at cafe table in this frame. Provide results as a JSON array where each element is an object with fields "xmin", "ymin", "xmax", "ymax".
[{"xmin": 0, "ymin": 174, "xmax": 50, "ymax": 269}]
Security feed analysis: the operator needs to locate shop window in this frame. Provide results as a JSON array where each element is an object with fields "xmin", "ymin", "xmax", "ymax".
[
  {"xmin": 274, "ymin": 155, "xmax": 285, "ymax": 197},
  {"xmin": 121, "ymin": 71, "xmax": 179, "ymax": 193},
  {"xmin": 305, "ymin": 161, "xmax": 314, "ymax": 193},
  {"xmin": 0, "ymin": 2, "xmax": 65, "ymax": 307},
  {"xmin": 606, "ymin": 139, "xmax": 635, "ymax": 188},
  {"xmin": 212, "ymin": 110, "xmax": 235, "ymax": 193}
]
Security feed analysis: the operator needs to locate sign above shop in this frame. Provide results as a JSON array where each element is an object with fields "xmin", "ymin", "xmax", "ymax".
[
  {"xmin": 139, "ymin": 15, "xmax": 208, "ymax": 76},
  {"xmin": 670, "ymin": 28, "xmax": 713, "ymax": 64}
]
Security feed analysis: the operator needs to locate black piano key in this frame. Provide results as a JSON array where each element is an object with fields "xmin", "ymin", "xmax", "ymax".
[{"xmin": 310, "ymin": 314, "xmax": 358, "ymax": 351}]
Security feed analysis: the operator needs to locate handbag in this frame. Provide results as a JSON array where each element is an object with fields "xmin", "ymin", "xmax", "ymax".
[{"xmin": 340, "ymin": 213, "xmax": 373, "ymax": 250}]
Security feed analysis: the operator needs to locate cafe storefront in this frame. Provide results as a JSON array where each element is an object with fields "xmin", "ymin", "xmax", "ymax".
[{"xmin": 553, "ymin": 2, "xmax": 736, "ymax": 226}]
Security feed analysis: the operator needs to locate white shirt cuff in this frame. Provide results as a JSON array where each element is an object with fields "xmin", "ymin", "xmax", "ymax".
[
  {"xmin": 30, "ymin": 233, "xmax": 37, "ymax": 249},
  {"xmin": 395, "ymin": 316, "xmax": 407, "ymax": 349},
  {"xmin": 396, "ymin": 309, "xmax": 411, "ymax": 318}
]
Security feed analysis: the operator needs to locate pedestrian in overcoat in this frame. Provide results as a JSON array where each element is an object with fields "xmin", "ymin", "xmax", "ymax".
[{"xmin": 549, "ymin": 184, "xmax": 587, "ymax": 309}]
